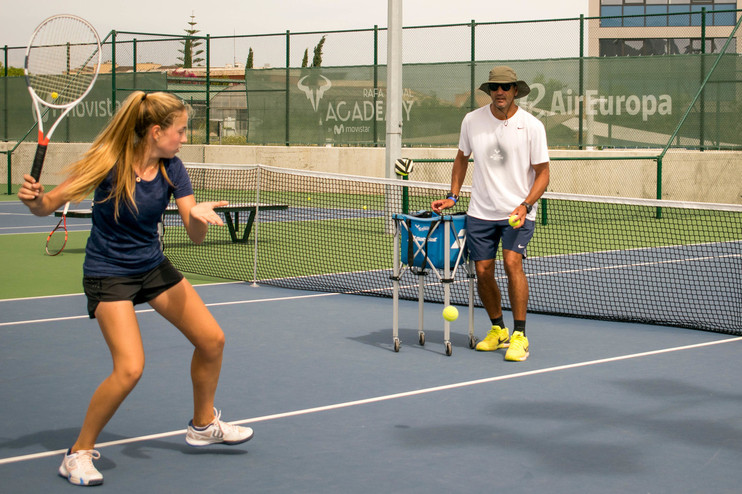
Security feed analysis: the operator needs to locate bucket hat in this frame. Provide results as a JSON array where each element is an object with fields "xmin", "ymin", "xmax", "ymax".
[{"xmin": 478, "ymin": 65, "xmax": 530, "ymax": 99}]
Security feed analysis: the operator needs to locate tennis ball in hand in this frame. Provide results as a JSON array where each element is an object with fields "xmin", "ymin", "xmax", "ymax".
[
  {"xmin": 442, "ymin": 305, "xmax": 459, "ymax": 322},
  {"xmin": 508, "ymin": 214, "xmax": 521, "ymax": 228}
]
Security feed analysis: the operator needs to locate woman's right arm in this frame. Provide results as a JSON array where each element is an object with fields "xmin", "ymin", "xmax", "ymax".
[{"xmin": 18, "ymin": 174, "xmax": 73, "ymax": 217}]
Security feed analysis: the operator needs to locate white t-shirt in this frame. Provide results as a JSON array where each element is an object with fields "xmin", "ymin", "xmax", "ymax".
[{"xmin": 458, "ymin": 105, "xmax": 549, "ymax": 221}]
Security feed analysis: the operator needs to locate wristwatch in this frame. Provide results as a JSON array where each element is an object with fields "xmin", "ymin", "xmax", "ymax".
[
  {"xmin": 447, "ymin": 192, "xmax": 459, "ymax": 204},
  {"xmin": 520, "ymin": 201, "xmax": 533, "ymax": 213}
]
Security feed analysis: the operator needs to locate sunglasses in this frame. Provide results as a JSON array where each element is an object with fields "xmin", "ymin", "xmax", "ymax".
[{"xmin": 489, "ymin": 82, "xmax": 514, "ymax": 92}]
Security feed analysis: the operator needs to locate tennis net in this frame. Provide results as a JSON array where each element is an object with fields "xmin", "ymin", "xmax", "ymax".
[{"xmin": 162, "ymin": 163, "xmax": 742, "ymax": 335}]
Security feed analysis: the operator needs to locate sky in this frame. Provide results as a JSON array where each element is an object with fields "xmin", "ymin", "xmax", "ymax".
[
  {"xmin": 1, "ymin": 0, "xmax": 591, "ymax": 70},
  {"xmin": 2, "ymin": 0, "xmax": 589, "ymax": 48}
]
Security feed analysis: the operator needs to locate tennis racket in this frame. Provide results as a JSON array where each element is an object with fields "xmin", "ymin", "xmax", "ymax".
[
  {"xmin": 45, "ymin": 202, "xmax": 70, "ymax": 256},
  {"xmin": 24, "ymin": 14, "xmax": 102, "ymax": 181}
]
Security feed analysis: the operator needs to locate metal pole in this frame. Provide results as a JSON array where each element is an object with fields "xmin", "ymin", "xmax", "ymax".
[
  {"xmin": 6, "ymin": 152, "xmax": 11, "ymax": 196},
  {"xmin": 205, "ymin": 34, "xmax": 211, "ymax": 145},
  {"xmin": 285, "ymin": 30, "xmax": 290, "ymax": 146},
  {"xmin": 656, "ymin": 156, "xmax": 663, "ymax": 219},
  {"xmin": 385, "ymin": 0, "xmax": 403, "ymax": 181},
  {"xmin": 470, "ymin": 20, "xmax": 476, "ymax": 112},
  {"xmin": 111, "ymin": 31, "xmax": 117, "ymax": 115},
  {"xmin": 578, "ymin": 14, "xmax": 585, "ymax": 149},
  {"xmin": 700, "ymin": 8, "xmax": 706, "ymax": 151},
  {"xmin": 3, "ymin": 45, "xmax": 7, "ymax": 145},
  {"xmin": 132, "ymin": 38, "xmax": 137, "ymax": 89},
  {"xmin": 373, "ymin": 25, "xmax": 379, "ymax": 146}
]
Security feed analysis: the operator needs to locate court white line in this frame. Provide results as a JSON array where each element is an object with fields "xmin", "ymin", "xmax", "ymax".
[
  {"xmin": 0, "ymin": 291, "xmax": 342, "ymax": 327},
  {"xmin": 2, "ymin": 335, "xmax": 740, "ymax": 466}
]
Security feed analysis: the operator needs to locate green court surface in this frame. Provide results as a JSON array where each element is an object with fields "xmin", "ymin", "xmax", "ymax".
[{"xmin": 0, "ymin": 230, "xmax": 229, "ymax": 300}]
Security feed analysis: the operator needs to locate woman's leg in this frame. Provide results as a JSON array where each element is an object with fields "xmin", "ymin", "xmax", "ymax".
[
  {"xmin": 71, "ymin": 301, "xmax": 144, "ymax": 452},
  {"xmin": 148, "ymin": 278, "xmax": 224, "ymax": 427}
]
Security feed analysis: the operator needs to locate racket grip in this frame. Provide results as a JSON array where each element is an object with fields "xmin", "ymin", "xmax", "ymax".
[{"xmin": 31, "ymin": 143, "xmax": 48, "ymax": 181}]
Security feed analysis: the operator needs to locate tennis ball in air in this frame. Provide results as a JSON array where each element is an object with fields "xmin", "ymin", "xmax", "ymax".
[
  {"xmin": 508, "ymin": 214, "xmax": 521, "ymax": 228},
  {"xmin": 442, "ymin": 305, "xmax": 459, "ymax": 322},
  {"xmin": 51, "ymin": 91, "xmax": 59, "ymax": 99}
]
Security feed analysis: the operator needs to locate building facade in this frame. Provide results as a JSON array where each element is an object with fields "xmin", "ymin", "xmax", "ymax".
[{"xmin": 588, "ymin": 0, "xmax": 742, "ymax": 56}]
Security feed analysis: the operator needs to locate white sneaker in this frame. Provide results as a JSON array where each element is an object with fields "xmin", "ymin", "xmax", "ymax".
[
  {"xmin": 185, "ymin": 408, "xmax": 254, "ymax": 447},
  {"xmin": 58, "ymin": 449, "xmax": 103, "ymax": 486}
]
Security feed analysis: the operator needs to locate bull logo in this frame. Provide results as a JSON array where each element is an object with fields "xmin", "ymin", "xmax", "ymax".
[{"xmin": 297, "ymin": 74, "xmax": 331, "ymax": 112}]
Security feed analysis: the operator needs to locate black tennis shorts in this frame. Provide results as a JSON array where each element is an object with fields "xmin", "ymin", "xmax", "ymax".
[{"xmin": 82, "ymin": 257, "xmax": 184, "ymax": 318}]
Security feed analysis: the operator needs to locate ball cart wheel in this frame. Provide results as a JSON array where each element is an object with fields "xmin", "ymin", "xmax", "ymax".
[{"xmin": 468, "ymin": 335, "xmax": 476, "ymax": 349}]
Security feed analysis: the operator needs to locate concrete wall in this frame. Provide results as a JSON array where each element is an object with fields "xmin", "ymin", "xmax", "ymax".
[{"xmin": 3, "ymin": 142, "xmax": 740, "ymax": 204}]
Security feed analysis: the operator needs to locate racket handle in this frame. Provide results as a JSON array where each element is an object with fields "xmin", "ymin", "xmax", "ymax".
[{"xmin": 31, "ymin": 142, "xmax": 48, "ymax": 181}]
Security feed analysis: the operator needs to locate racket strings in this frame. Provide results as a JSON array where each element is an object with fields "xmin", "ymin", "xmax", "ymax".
[
  {"xmin": 45, "ymin": 219, "xmax": 68, "ymax": 256},
  {"xmin": 27, "ymin": 17, "xmax": 100, "ymax": 106}
]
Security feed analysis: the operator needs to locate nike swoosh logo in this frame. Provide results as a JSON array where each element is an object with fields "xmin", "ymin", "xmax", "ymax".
[{"xmin": 518, "ymin": 244, "xmax": 525, "ymax": 249}]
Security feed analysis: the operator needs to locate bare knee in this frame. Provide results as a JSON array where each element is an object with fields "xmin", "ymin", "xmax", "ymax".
[
  {"xmin": 197, "ymin": 328, "xmax": 225, "ymax": 360},
  {"xmin": 475, "ymin": 260, "xmax": 495, "ymax": 279},
  {"xmin": 113, "ymin": 360, "xmax": 144, "ymax": 391},
  {"xmin": 502, "ymin": 253, "xmax": 523, "ymax": 277}
]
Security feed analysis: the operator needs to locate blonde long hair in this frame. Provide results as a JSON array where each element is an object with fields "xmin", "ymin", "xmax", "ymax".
[{"xmin": 64, "ymin": 91, "xmax": 187, "ymax": 218}]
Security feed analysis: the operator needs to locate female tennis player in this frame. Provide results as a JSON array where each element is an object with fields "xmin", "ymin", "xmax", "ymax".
[{"xmin": 18, "ymin": 91, "xmax": 253, "ymax": 486}]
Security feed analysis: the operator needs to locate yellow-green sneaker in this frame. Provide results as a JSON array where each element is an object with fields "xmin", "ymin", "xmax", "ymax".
[
  {"xmin": 475, "ymin": 325, "xmax": 510, "ymax": 351},
  {"xmin": 504, "ymin": 331, "xmax": 529, "ymax": 361}
]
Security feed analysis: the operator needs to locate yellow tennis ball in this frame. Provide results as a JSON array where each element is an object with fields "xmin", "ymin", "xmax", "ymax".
[
  {"xmin": 363, "ymin": 205, "xmax": 367, "ymax": 210},
  {"xmin": 442, "ymin": 305, "xmax": 459, "ymax": 322},
  {"xmin": 51, "ymin": 91, "xmax": 59, "ymax": 99},
  {"xmin": 508, "ymin": 214, "xmax": 521, "ymax": 228},
  {"xmin": 307, "ymin": 197, "xmax": 312, "ymax": 201}
]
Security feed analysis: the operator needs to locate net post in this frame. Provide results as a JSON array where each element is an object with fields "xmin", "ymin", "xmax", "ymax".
[
  {"xmin": 656, "ymin": 156, "xmax": 663, "ymax": 219},
  {"xmin": 251, "ymin": 165, "xmax": 262, "ymax": 286},
  {"xmin": 5, "ymin": 151, "xmax": 10, "ymax": 196},
  {"xmin": 402, "ymin": 174, "xmax": 409, "ymax": 214}
]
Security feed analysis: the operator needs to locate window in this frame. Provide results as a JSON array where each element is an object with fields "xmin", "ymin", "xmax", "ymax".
[
  {"xmin": 669, "ymin": 38, "xmax": 691, "ymax": 54},
  {"xmin": 644, "ymin": 38, "xmax": 669, "ymax": 54},
  {"xmin": 669, "ymin": 4, "xmax": 692, "ymax": 25},
  {"xmin": 600, "ymin": 39, "xmax": 623, "ymax": 56},
  {"xmin": 601, "ymin": 5, "xmax": 623, "ymax": 26},
  {"xmin": 714, "ymin": 4, "xmax": 737, "ymax": 25},
  {"xmin": 625, "ymin": 5, "xmax": 647, "ymax": 25},
  {"xmin": 599, "ymin": 37, "xmax": 734, "ymax": 56},
  {"xmin": 646, "ymin": 4, "xmax": 669, "ymax": 25},
  {"xmin": 600, "ymin": 0, "xmax": 738, "ymax": 26}
]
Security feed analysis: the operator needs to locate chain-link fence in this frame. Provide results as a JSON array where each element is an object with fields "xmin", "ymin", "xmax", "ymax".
[{"xmin": 2, "ymin": 11, "xmax": 742, "ymax": 199}]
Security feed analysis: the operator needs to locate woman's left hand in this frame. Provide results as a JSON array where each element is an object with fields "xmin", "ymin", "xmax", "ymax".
[{"xmin": 190, "ymin": 200, "xmax": 229, "ymax": 226}]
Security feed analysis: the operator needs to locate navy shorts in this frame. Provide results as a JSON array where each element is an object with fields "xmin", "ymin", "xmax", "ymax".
[
  {"xmin": 466, "ymin": 215, "xmax": 535, "ymax": 261},
  {"xmin": 82, "ymin": 257, "xmax": 184, "ymax": 318}
]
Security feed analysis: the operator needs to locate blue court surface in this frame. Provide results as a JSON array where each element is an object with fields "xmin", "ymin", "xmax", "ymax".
[{"xmin": 2, "ymin": 280, "xmax": 742, "ymax": 493}]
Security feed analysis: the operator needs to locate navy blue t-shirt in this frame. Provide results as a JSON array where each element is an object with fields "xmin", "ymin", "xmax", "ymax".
[{"xmin": 83, "ymin": 157, "xmax": 194, "ymax": 277}]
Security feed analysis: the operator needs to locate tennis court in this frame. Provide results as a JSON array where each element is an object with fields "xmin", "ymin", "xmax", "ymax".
[{"xmin": 2, "ymin": 197, "xmax": 742, "ymax": 493}]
